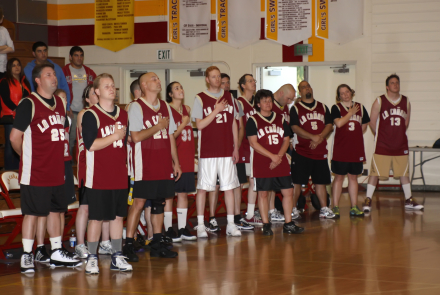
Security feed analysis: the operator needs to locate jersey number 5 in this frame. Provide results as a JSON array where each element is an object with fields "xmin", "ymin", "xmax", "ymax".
[
  {"xmin": 51, "ymin": 129, "xmax": 65, "ymax": 142},
  {"xmin": 311, "ymin": 122, "xmax": 318, "ymax": 130},
  {"xmin": 268, "ymin": 134, "xmax": 279, "ymax": 145}
]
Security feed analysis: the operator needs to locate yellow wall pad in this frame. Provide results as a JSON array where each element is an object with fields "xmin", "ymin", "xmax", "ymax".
[{"xmin": 308, "ymin": 0, "xmax": 325, "ymax": 62}]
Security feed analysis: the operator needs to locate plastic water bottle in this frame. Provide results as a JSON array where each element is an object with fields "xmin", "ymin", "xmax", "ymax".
[
  {"xmin": 69, "ymin": 229, "xmax": 77, "ymax": 248},
  {"xmin": 6, "ymin": 252, "xmax": 13, "ymax": 259}
]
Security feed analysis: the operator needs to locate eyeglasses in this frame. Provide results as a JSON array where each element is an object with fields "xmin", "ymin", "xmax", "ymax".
[{"xmin": 246, "ymin": 79, "xmax": 257, "ymax": 83}]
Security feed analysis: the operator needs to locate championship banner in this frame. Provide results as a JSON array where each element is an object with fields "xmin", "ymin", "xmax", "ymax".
[
  {"xmin": 316, "ymin": 0, "xmax": 363, "ymax": 44},
  {"xmin": 216, "ymin": 0, "xmax": 260, "ymax": 48},
  {"xmin": 95, "ymin": 0, "xmax": 134, "ymax": 52},
  {"xmin": 168, "ymin": 0, "xmax": 211, "ymax": 50},
  {"xmin": 265, "ymin": 0, "xmax": 312, "ymax": 46}
]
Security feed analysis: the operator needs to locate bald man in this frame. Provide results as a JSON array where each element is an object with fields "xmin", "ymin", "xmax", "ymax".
[
  {"xmin": 123, "ymin": 72, "xmax": 181, "ymax": 260},
  {"xmin": 290, "ymin": 81, "xmax": 335, "ymax": 219},
  {"xmin": 264, "ymin": 84, "xmax": 297, "ymax": 222}
]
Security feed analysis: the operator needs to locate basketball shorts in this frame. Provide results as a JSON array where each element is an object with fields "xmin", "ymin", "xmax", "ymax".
[
  {"xmin": 236, "ymin": 163, "xmax": 247, "ymax": 184},
  {"xmin": 174, "ymin": 172, "xmax": 196, "ymax": 193},
  {"xmin": 331, "ymin": 160, "xmax": 363, "ymax": 176},
  {"xmin": 370, "ymin": 154, "xmax": 409, "ymax": 180},
  {"xmin": 291, "ymin": 152, "xmax": 331, "ymax": 185},
  {"xmin": 197, "ymin": 157, "xmax": 240, "ymax": 191},
  {"xmin": 254, "ymin": 176, "xmax": 293, "ymax": 192},
  {"xmin": 133, "ymin": 179, "xmax": 175, "ymax": 200},
  {"xmin": 86, "ymin": 188, "xmax": 128, "ymax": 220},
  {"xmin": 21, "ymin": 184, "xmax": 67, "ymax": 216}
]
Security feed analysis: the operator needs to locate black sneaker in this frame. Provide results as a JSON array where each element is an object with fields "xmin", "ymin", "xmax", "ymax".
[
  {"xmin": 283, "ymin": 221, "xmax": 305, "ymax": 234},
  {"xmin": 35, "ymin": 245, "xmax": 50, "ymax": 263},
  {"xmin": 208, "ymin": 218, "xmax": 220, "ymax": 232},
  {"xmin": 165, "ymin": 227, "xmax": 182, "ymax": 242},
  {"xmin": 160, "ymin": 235, "xmax": 174, "ymax": 250},
  {"xmin": 178, "ymin": 227, "xmax": 197, "ymax": 241},
  {"xmin": 50, "ymin": 249, "xmax": 82, "ymax": 267},
  {"xmin": 150, "ymin": 241, "xmax": 178, "ymax": 258},
  {"xmin": 21, "ymin": 252, "xmax": 35, "ymax": 273},
  {"xmin": 122, "ymin": 244, "xmax": 139, "ymax": 262},
  {"xmin": 262, "ymin": 223, "xmax": 273, "ymax": 236}
]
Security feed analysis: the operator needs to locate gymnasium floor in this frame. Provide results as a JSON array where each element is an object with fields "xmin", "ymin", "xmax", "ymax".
[{"xmin": 0, "ymin": 190, "xmax": 438, "ymax": 295}]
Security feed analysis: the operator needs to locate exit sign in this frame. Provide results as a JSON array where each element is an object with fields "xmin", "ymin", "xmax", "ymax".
[
  {"xmin": 157, "ymin": 49, "xmax": 172, "ymax": 61},
  {"xmin": 294, "ymin": 44, "xmax": 313, "ymax": 56}
]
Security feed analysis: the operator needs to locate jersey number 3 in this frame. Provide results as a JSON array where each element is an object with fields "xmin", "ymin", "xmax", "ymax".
[{"xmin": 391, "ymin": 117, "xmax": 401, "ymax": 126}]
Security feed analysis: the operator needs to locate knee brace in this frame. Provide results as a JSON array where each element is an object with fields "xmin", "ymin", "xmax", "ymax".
[{"xmin": 150, "ymin": 198, "xmax": 165, "ymax": 215}]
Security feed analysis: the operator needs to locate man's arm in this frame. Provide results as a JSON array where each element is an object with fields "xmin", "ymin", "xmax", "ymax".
[
  {"xmin": 194, "ymin": 98, "xmax": 228, "ymax": 130},
  {"xmin": 170, "ymin": 135, "xmax": 182, "ymax": 181},
  {"xmin": 82, "ymin": 112, "xmax": 126, "ymax": 152},
  {"xmin": 10, "ymin": 128, "xmax": 23, "ymax": 155},
  {"xmin": 0, "ymin": 30, "xmax": 14, "ymax": 54},
  {"xmin": 232, "ymin": 118, "xmax": 239, "ymax": 164},
  {"xmin": 406, "ymin": 101, "xmax": 411, "ymax": 128},
  {"xmin": 369, "ymin": 99, "xmax": 380, "ymax": 136},
  {"xmin": 131, "ymin": 117, "xmax": 169, "ymax": 143}
]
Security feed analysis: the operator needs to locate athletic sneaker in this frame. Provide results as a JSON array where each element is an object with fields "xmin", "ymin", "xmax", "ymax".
[
  {"xmin": 75, "ymin": 244, "xmax": 90, "ymax": 259},
  {"xmin": 165, "ymin": 227, "xmax": 182, "ymax": 242},
  {"xmin": 405, "ymin": 198, "xmax": 424, "ymax": 210},
  {"xmin": 110, "ymin": 252, "xmax": 133, "ymax": 272},
  {"xmin": 62, "ymin": 245, "xmax": 79, "ymax": 259},
  {"xmin": 254, "ymin": 210, "xmax": 261, "ymax": 219},
  {"xmin": 98, "ymin": 240, "xmax": 113, "ymax": 255},
  {"xmin": 363, "ymin": 197, "xmax": 372, "ymax": 212},
  {"xmin": 332, "ymin": 206, "xmax": 340, "ymax": 217},
  {"xmin": 262, "ymin": 223, "xmax": 273, "ymax": 236},
  {"xmin": 235, "ymin": 218, "xmax": 254, "ymax": 230},
  {"xmin": 291, "ymin": 207, "xmax": 302, "ymax": 220},
  {"xmin": 35, "ymin": 245, "xmax": 50, "ymax": 263},
  {"xmin": 226, "ymin": 224, "xmax": 242, "ymax": 237},
  {"xmin": 161, "ymin": 235, "xmax": 174, "ymax": 249},
  {"xmin": 122, "ymin": 244, "xmax": 139, "ymax": 262},
  {"xmin": 20, "ymin": 252, "xmax": 35, "ymax": 274},
  {"xmin": 150, "ymin": 241, "xmax": 178, "ymax": 258},
  {"xmin": 319, "ymin": 207, "xmax": 336, "ymax": 219},
  {"xmin": 178, "ymin": 227, "xmax": 197, "ymax": 241},
  {"xmin": 50, "ymin": 249, "xmax": 82, "ymax": 268},
  {"xmin": 208, "ymin": 218, "xmax": 220, "ymax": 232},
  {"xmin": 244, "ymin": 215, "xmax": 263, "ymax": 226},
  {"xmin": 194, "ymin": 224, "xmax": 209, "ymax": 238},
  {"xmin": 283, "ymin": 221, "xmax": 305, "ymax": 234},
  {"xmin": 350, "ymin": 206, "xmax": 365, "ymax": 217},
  {"xmin": 85, "ymin": 254, "xmax": 99, "ymax": 274},
  {"xmin": 270, "ymin": 209, "xmax": 285, "ymax": 222}
]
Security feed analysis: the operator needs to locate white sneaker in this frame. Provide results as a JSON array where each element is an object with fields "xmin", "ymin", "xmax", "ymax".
[
  {"xmin": 110, "ymin": 252, "xmax": 133, "ymax": 272},
  {"xmin": 50, "ymin": 249, "xmax": 82, "ymax": 268},
  {"xmin": 194, "ymin": 224, "xmax": 209, "ymax": 238},
  {"xmin": 21, "ymin": 252, "xmax": 35, "ymax": 274},
  {"xmin": 270, "ymin": 209, "xmax": 285, "ymax": 222},
  {"xmin": 319, "ymin": 206, "xmax": 336, "ymax": 219},
  {"xmin": 98, "ymin": 241, "xmax": 112, "ymax": 255},
  {"xmin": 75, "ymin": 244, "xmax": 90, "ymax": 259},
  {"xmin": 85, "ymin": 254, "xmax": 99, "ymax": 274},
  {"xmin": 226, "ymin": 224, "xmax": 242, "ymax": 237},
  {"xmin": 291, "ymin": 207, "xmax": 301, "ymax": 220}
]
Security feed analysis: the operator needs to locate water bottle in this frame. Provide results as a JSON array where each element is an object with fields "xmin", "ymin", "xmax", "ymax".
[
  {"xmin": 69, "ymin": 229, "xmax": 77, "ymax": 248},
  {"xmin": 6, "ymin": 252, "xmax": 13, "ymax": 259}
]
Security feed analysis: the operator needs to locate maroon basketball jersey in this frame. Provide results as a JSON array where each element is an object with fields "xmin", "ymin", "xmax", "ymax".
[
  {"xmin": 85, "ymin": 105, "xmax": 128, "ymax": 190},
  {"xmin": 237, "ymin": 96, "xmax": 256, "ymax": 163},
  {"xmin": 374, "ymin": 95, "xmax": 409, "ymax": 156},
  {"xmin": 131, "ymin": 98, "xmax": 174, "ymax": 181},
  {"xmin": 63, "ymin": 117, "xmax": 72, "ymax": 161},
  {"xmin": 197, "ymin": 90, "xmax": 236, "ymax": 158},
  {"xmin": 293, "ymin": 101, "xmax": 328, "ymax": 160},
  {"xmin": 20, "ymin": 93, "xmax": 66, "ymax": 186},
  {"xmin": 250, "ymin": 112, "xmax": 290, "ymax": 178},
  {"xmin": 272, "ymin": 99, "xmax": 290, "ymax": 124},
  {"xmin": 332, "ymin": 102, "xmax": 366, "ymax": 162},
  {"xmin": 170, "ymin": 105, "xmax": 194, "ymax": 173},
  {"xmin": 76, "ymin": 123, "xmax": 85, "ymax": 186}
]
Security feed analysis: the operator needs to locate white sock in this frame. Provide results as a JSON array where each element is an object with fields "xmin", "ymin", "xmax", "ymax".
[
  {"xmin": 101, "ymin": 240, "xmax": 110, "ymax": 244},
  {"xmin": 22, "ymin": 239, "xmax": 34, "ymax": 253},
  {"xmin": 227, "ymin": 215, "xmax": 234, "ymax": 225},
  {"xmin": 366, "ymin": 184, "xmax": 376, "ymax": 199},
  {"xmin": 402, "ymin": 183, "xmax": 412, "ymax": 200},
  {"xmin": 176, "ymin": 208, "xmax": 187, "ymax": 229},
  {"xmin": 269, "ymin": 209, "xmax": 275, "ymax": 214},
  {"xmin": 246, "ymin": 203, "xmax": 255, "ymax": 219},
  {"xmin": 37, "ymin": 244, "xmax": 44, "ymax": 248},
  {"xmin": 197, "ymin": 215, "xmax": 204, "ymax": 226},
  {"xmin": 49, "ymin": 236, "xmax": 62, "ymax": 250},
  {"xmin": 164, "ymin": 212, "xmax": 173, "ymax": 230}
]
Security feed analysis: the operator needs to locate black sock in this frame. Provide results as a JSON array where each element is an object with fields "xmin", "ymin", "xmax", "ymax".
[
  {"xmin": 234, "ymin": 214, "xmax": 241, "ymax": 223},
  {"xmin": 125, "ymin": 237, "xmax": 134, "ymax": 245},
  {"xmin": 153, "ymin": 233, "xmax": 162, "ymax": 242}
]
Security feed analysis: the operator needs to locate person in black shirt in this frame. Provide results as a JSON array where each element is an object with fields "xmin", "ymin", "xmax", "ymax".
[{"xmin": 0, "ymin": 58, "xmax": 30, "ymax": 170}]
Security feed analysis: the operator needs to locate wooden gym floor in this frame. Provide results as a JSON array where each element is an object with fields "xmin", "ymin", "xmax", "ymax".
[{"xmin": 1, "ymin": 190, "xmax": 439, "ymax": 295}]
